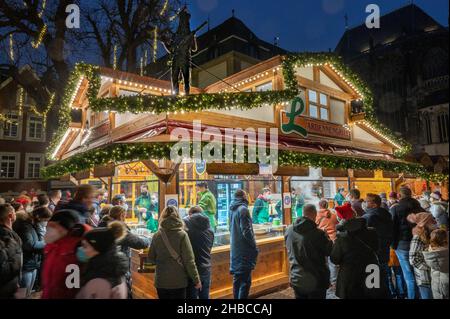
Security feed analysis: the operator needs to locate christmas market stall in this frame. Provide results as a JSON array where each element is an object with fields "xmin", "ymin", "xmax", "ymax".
[{"xmin": 41, "ymin": 53, "xmax": 447, "ymax": 298}]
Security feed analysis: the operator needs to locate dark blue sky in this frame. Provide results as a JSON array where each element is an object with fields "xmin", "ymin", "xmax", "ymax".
[{"xmin": 187, "ymin": 0, "xmax": 449, "ymax": 52}]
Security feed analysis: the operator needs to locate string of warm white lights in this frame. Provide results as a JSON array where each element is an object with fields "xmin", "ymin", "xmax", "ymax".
[
  {"xmin": 220, "ymin": 67, "xmax": 281, "ymax": 93},
  {"xmin": 355, "ymin": 120, "xmax": 402, "ymax": 149},
  {"xmin": 9, "ymin": 34, "xmax": 14, "ymax": 61},
  {"xmin": 160, "ymin": 0, "xmax": 169, "ymax": 15},
  {"xmin": 113, "ymin": 45, "xmax": 118, "ymax": 70},
  {"xmin": 153, "ymin": 27, "xmax": 158, "ymax": 63},
  {"xmin": 31, "ymin": 24, "xmax": 47, "ymax": 49}
]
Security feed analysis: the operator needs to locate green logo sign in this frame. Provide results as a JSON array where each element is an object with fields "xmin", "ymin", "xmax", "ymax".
[{"xmin": 281, "ymin": 97, "xmax": 308, "ymax": 137}]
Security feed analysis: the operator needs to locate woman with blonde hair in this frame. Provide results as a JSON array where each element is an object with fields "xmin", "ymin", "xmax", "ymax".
[
  {"xmin": 408, "ymin": 212, "xmax": 437, "ymax": 299},
  {"xmin": 148, "ymin": 205, "xmax": 201, "ymax": 299}
]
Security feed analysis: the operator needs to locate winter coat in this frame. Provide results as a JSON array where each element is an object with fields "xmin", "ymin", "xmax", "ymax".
[
  {"xmin": 252, "ymin": 195, "xmax": 270, "ymax": 224},
  {"xmin": 423, "ymin": 248, "xmax": 449, "ymax": 299},
  {"xmin": 409, "ymin": 235, "xmax": 431, "ymax": 287},
  {"xmin": 430, "ymin": 201, "xmax": 449, "ymax": 229},
  {"xmin": 148, "ymin": 215, "xmax": 200, "ymax": 289},
  {"xmin": 229, "ymin": 196, "xmax": 258, "ymax": 274},
  {"xmin": 315, "ymin": 209, "xmax": 338, "ymax": 241},
  {"xmin": 351, "ymin": 199, "xmax": 365, "ymax": 217},
  {"xmin": 59, "ymin": 200, "xmax": 90, "ymax": 224},
  {"xmin": 390, "ymin": 197, "xmax": 423, "ymax": 251},
  {"xmin": 0, "ymin": 225, "xmax": 22, "ymax": 299},
  {"xmin": 362, "ymin": 207, "xmax": 394, "ymax": 263},
  {"xmin": 76, "ymin": 248, "xmax": 129, "ymax": 299},
  {"xmin": 12, "ymin": 213, "xmax": 45, "ymax": 271},
  {"xmin": 331, "ymin": 218, "xmax": 389, "ymax": 299},
  {"xmin": 41, "ymin": 225, "xmax": 90, "ymax": 299},
  {"xmin": 285, "ymin": 217, "xmax": 332, "ymax": 293},
  {"xmin": 198, "ymin": 190, "xmax": 217, "ymax": 229},
  {"xmin": 184, "ymin": 213, "xmax": 214, "ymax": 276}
]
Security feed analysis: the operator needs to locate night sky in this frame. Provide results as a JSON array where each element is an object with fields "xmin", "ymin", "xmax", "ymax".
[{"xmin": 187, "ymin": 0, "xmax": 449, "ymax": 52}]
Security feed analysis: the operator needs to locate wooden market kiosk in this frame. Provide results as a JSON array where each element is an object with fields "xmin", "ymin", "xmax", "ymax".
[{"xmin": 44, "ymin": 53, "xmax": 442, "ymax": 299}]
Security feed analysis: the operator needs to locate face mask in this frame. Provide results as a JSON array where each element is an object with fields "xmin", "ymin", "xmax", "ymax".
[
  {"xmin": 38, "ymin": 221, "xmax": 48, "ymax": 229},
  {"xmin": 44, "ymin": 226, "xmax": 64, "ymax": 244},
  {"xmin": 121, "ymin": 204, "xmax": 129, "ymax": 211},
  {"xmin": 26, "ymin": 206, "xmax": 33, "ymax": 213},
  {"xmin": 76, "ymin": 246, "xmax": 90, "ymax": 263}
]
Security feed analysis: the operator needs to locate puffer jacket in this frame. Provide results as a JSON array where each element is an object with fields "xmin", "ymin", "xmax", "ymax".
[
  {"xmin": 430, "ymin": 201, "xmax": 449, "ymax": 229},
  {"xmin": 148, "ymin": 215, "xmax": 200, "ymax": 289},
  {"xmin": 198, "ymin": 190, "xmax": 217, "ymax": 229},
  {"xmin": 423, "ymin": 248, "xmax": 449, "ymax": 299},
  {"xmin": 0, "ymin": 225, "xmax": 22, "ymax": 299},
  {"xmin": 229, "ymin": 197, "xmax": 258, "ymax": 274},
  {"xmin": 77, "ymin": 248, "xmax": 129, "ymax": 299},
  {"xmin": 331, "ymin": 218, "xmax": 389, "ymax": 299},
  {"xmin": 184, "ymin": 213, "xmax": 214, "ymax": 275},
  {"xmin": 285, "ymin": 217, "xmax": 332, "ymax": 293},
  {"xmin": 12, "ymin": 213, "xmax": 45, "ymax": 271}
]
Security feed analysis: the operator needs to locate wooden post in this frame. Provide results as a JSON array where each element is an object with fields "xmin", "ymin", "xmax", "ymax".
[
  {"xmin": 158, "ymin": 174, "xmax": 178, "ymax": 214},
  {"xmin": 282, "ymin": 176, "xmax": 292, "ymax": 225}
]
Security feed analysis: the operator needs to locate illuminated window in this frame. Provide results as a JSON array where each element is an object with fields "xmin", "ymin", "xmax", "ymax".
[{"xmin": 307, "ymin": 89, "xmax": 329, "ymax": 121}]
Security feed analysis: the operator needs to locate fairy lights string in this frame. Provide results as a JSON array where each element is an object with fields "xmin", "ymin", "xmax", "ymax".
[
  {"xmin": 160, "ymin": 0, "xmax": 169, "ymax": 15},
  {"xmin": 113, "ymin": 44, "xmax": 118, "ymax": 70},
  {"xmin": 9, "ymin": 34, "xmax": 14, "ymax": 61},
  {"xmin": 153, "ymin": 27, "xmax": 158, "ymax": 62}
]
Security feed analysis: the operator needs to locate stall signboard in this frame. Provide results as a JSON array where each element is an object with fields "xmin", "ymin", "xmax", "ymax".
[
  {"xmin": 165, "ymin": 194, "xmax": 179, "ymax": 208},
  {"xmin": 195, "ymin": 160, "xmax": 207, "ymax": 176},
  {"xmin": 259, "ymin": 164, "xmax": 273, "ymax": 175},
  {"xmin": 281, "ymin": 97, "xmax": 351, "ymax": 140},
  {"xmin": 283, "ymin": 192, "xmax": 292, "ymax": 208}
]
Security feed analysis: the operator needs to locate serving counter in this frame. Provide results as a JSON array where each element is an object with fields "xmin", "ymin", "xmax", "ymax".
[{"xmin": 130, "ymin": 232, "xmax": 289, "ymax": 299}]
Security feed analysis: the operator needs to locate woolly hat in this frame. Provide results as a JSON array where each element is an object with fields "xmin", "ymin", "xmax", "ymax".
[
  {"xmin": 83, "ymin": 221, "xmax": 126, "ymax": 253},
  {"xmin": 49, "ymin": 210, "xmax": 79, "ymax": 231},
  {"xmin": 335, "ymin": 203, "xmax": 355, "ymax": 221},
  {"xmin": 389, "ymin": 192, "xmax": 398, "ymax": 199},
  {"xmin": 431, "ymin": 191, "xmax": 442, "ymax": 200}
]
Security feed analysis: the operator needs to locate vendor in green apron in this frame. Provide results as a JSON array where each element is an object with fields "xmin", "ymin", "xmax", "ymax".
[
  {"xmin": 252, "ymin": 188, "xmax": 271, "ymax": 224},
  {"xmin": 135, "ymin": 184, "xmax": 158, "ymax": 232},
  {"xmin": 291, "ymin": 187, "xmax": 305, "ymax": 221},
  {"xmin": 334, "ymin": 187, "xmax": 346, "ymax": 207},
  {"xmin": 196, "ymin": 181, "xmax": 217, "ymax": 231}
]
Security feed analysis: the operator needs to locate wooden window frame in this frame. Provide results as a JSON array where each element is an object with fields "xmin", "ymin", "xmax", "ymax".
[{"xmin": 305, "ymin": 89, "xmax": 330, "ymax": 121}]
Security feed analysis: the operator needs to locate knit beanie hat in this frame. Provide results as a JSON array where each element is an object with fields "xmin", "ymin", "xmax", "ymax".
[
  {"xmin": 335, "ymin": 203, "xmax": 355, "ymax": 221},
  {"xmin": 83, "ymin": 221, "xmax": 126, "ymax": 253},
  {"xmin": 431, "ymin": 191, "xmax": 442, "ymax": 200},
  {"xmin": 49, "ymin": 210, "xmax": 79, "ymax": 231}
]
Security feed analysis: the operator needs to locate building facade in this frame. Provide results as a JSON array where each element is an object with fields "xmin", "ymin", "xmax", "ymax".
[
  {"xmin": 146, "ymin": 15, "xmax": 287, "ymax": 88},
  {"xmin": 0, "ymin": 67, "xmax": 50, "ymax": 195},
  {"xmin": 335, "ymin": 4, "xmax": 449, "ymax": 164}
]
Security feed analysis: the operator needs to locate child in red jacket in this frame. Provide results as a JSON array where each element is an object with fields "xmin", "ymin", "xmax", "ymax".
[{"xmin": 41, "ymin": 210, "xmax": 90, "ymax": 299}]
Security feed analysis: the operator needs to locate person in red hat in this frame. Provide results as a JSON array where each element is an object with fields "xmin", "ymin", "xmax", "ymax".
[{"xmin": 335, "ymin": 203, "xmax": 356, "ymax": 223}]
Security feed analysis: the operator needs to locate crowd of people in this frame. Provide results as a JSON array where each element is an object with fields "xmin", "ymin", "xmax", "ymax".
[{"xmin": 0, "ymin": 184, "xmax": 448, "ymax": 300}]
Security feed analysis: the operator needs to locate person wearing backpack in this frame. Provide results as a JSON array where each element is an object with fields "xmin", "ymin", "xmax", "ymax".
[{"xmin": 148, "ymin": 206, "xmax": 201, "ymax": 299}]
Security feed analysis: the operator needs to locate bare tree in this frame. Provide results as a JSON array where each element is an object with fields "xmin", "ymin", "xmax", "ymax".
[{"xmin": 84, "ymin": 0, "xmax": 180, "ymax": 72}]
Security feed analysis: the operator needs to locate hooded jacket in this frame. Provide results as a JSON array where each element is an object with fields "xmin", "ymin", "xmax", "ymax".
[
  {"xmin": 423, "ymin": 248, "xmax": 449, "ymax": 299},
  {"xmin": 315, "ymin": 209, "xmax": 338, "ymax": 241},
  {"xmin": 229, "ymin": 196, "xmax": 258, "ymax": 274},
  {"xmin": 41, "ymin": 224, "xmax": 90, "ymax": 299},
  {"xmin": 0, "ymin": 225, "xmax": 22, "ymax": 299},
  {"xmin": 12, "ymin": 213, "xmax": 45, "ymax": 271},
  {"xmin": 363, "ymin": 207, "xmax": 394, "ymax": 263},
  {"xmin": 76, "ymin": 248, "xmax": 129, "ymax": 299},
  {"xmin": 390, "ymin": 197, "xmax": 423, "ymax": 251},
  {"xmin": 285, "ymin": 217, "xmax": 332, "ymax": 293},
  {"xmin": 148, "ymin": 215, "xmax": 200, "ymax": 289},
  {"xmin": 331, "ymin": 218, "xmax": 389, "ymax": 299},
  {"xmin": 184, "ymin": 213, "xmax": 214, "ymax": 275}
]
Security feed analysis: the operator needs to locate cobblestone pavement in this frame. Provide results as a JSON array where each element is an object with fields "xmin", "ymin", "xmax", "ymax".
[{"xmin": 258, "ymin": 287, "xmax": 338, "ymax": 299}]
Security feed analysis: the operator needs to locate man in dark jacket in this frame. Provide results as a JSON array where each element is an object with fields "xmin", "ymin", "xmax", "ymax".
[
  {"xmin": 60, "ymin": 184, "xmax": 95, "ymax": 224},
  {"xmin": 184, "ymin": 206, "xmax": 214, "ymax": 299},
  {"xmin": 0, "ymin": 204, "xmax": 22, "ymax": 299},
  {"xmin": 229, "ymin": 189, "xmax": 258, "ymax": 299},
  {"xmin": 363, "ymin": 193, "xmax": 394, "ymax": 298},
  {"xmin": 13, "ymin": 207, "xmax": 52, "ymax": 297},
  {"xmin": 285, "ymin": 204, "xmax": 332, "ymax": 299},
  {"xmin": 390, "ymin": 186, "xmax": 422, "ymax": 299}
]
